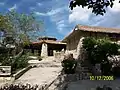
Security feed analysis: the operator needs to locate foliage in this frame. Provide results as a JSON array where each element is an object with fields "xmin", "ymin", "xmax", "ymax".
[
  {"xmin": 83, "ymin": 37, "xmax": 119, "ymax": 64},
  {"xmin": 0, "ymin": 10, "xmax": 44, "ymax": 62},
  {"xmin": 0, "ymin": 11, "xmax": 44, "ymax": 75},
  {"xmin": 0, "ymin": 53, "xmax": 29, "ymax": 74},
  {"xmin": 0, "ymin": 84, "xmax": 39, "ymax": 90},
  {"xmin": 69, "ymin": 0, "xmax": 118, "ymax": 15},
  {"xmin": 0, "ymin": 10, "xmax": 44, "ymax": 49},
  {"xmin": 0, "ymin": 14, "xmax": 12, "ymax": 32},
  {"xmin": 61, "ymin": 54, "xmax": 77, "ymax": 74},
  {"xmin": 11, "ymin": 54, "xmax": 29, "ymax": 73},
  {"xmin": 0, "ymin": 11, "xmax": 44, "ymax": 73},
  {"xmin": 82, "ymin": 37, "xmax": 119, "ymax": 75},
  {"xmin": 0, "ymin": 14, "xmax": 14, "ymax": 47},
  {"xmin": 0, "ymin": 47, "xmax": 8, "ymax": 54},
  {"xmin": 6, "ymin": 10, "xmax": 44, "ymax": 44},
  {"xmin": 3, "ymin": 36, "xmax": 15, "ymax": 45}
]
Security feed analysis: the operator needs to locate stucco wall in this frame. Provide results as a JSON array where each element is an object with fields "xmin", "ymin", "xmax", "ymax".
[
  {"xmin": 64, "ymin": 30, "xmax": 120, "ymax": 58},
  {"xmin": 66, "ymin": 30, "xmax": 81, "ymax": 50}
]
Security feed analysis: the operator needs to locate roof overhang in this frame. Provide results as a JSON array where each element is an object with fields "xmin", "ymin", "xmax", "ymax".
[
  {"xmin": 32, "ymin": 40, "xmax": 66, "ymax": 45},
  {"xmin": 62, "ymin": 24, "xmax": 120, "ymax": 42},
  {"xmin": 62, "ymin": 28, "xmax": 79, "ymax": 42}
]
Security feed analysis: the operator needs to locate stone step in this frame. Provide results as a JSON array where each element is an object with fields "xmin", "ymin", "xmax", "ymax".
[
  {"xmin": 38, "ymin": 64, "xmax": 61, "ymax": 67},
  {"xmin": 35, "ymin": 63, "xmax": 61, "ymax": 67},
  {"xmin": 30, "ymin": 62, "xmax": 61, "ymax": 67}
]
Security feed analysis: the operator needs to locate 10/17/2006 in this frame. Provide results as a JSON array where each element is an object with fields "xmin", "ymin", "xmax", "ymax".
[{"xmin": 90, "ymin": 76, "xmax": 114, "ymax": 80}]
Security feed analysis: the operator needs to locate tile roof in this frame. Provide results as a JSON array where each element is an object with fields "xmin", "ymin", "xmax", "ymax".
[
  {"xmin": 44, "ymin": 40, "xmax": 66, "ymax": 45},
  {"xmin": 62, "ymin": 24, "xmax": 120, "ymax": 42},
  {"xmin": 32, "ymin": 40, "xmax": 66, "ymax": 45},
  {"xmin": 76, "ymin": 24, "xmax": 120, "ymax": 34}
]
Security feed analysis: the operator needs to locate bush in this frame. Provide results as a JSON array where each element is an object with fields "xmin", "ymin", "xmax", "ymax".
[
  {"xmin": 61, "ymin": 54, "xmax": 77, "ymax": 74},
  {"xmin": 83, "ymin": 37, "xmax": 119, "ymax": 65},
  {"xmin": 82, "ymin": 37, "xmax": 119, "ymax": 75},
  {"xmin": 11, "ymin": 54, "xmax": 29, "ymax": 74},
  {"xmin": 0, "ymin": 53, "xmax": 29, "ymax": 74}
]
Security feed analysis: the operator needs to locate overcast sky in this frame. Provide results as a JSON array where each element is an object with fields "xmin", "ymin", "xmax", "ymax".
[{"xmin": 0, "ymin": 0, "xmax": 120, "ymax": 40}]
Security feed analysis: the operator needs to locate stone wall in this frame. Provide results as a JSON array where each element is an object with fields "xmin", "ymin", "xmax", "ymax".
[
  {"xmin": 65, "ymin": 50, "xmax": 77, "ymax": 59},
  {"xmin": 66, "ymin": 31, "xmax": 81, "ymax": 50},
  {"xmin": 54, "ymin": 50, "xmax": 65, "ymax": 62},
  {"xmin": 0, "ymin": 66, "xmax": 11, "ymax": 77}
]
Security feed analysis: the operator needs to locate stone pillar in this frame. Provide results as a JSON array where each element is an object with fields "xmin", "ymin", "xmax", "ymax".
[
  {"xmin": 41, "ymin": 43, "xmax": 48, "ymax": 57},
  {"xmin": 53, "ymin": 50, "xmax": 56, "ymax": 56},
  {"xmin": 76, "ymin": 37, "xmax": 85, "ymax": 59}
]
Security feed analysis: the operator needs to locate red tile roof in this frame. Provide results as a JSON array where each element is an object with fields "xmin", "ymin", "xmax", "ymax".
[
  {"xmin": 76, "ymin": 24, "xmax": 120, "ymax": 34},
  {"xmin": 62, "ymin": 24, "xmax": 120, "ymax": 42}
]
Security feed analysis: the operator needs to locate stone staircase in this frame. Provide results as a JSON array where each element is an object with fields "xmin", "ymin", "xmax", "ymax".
[
  {"xmin": 37, "ymin": 62, "xmax": 61, "ymax": 67},
  {"xmin": 76, "ymin": 60, "xmax": 92, "ymax": 80},
  {"xmin": 28, "ymin": 56, "xmax": 62, "ymax": 68},
  {"xmin": 37, "ymin": 56, "xmax": 62, "ymax": 68},
  {"xmin": 42, "ymin": 57, "xmax": 92, "ymax": 80}
]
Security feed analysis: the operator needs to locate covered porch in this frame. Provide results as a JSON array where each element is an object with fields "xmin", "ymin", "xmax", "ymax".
[{"xmin": 24, "ymin": 40, "xmax": 66, "ymax": 57}]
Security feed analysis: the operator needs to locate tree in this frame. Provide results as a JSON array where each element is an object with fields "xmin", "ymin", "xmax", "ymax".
[
  {"xmin": 0, "ymin": 14, "xmax": 13, "ymax": 46},
  {"xmin": 6, "ymin": 10, "xmax": 44, "ymax": 45},
  {"xmin": 0, "ymin": 10, "xmax": 44, "ymax": 61},
  {"xmin": 0, "ymin": 11, "xmax": 44, "ymax": 72},
  {"xmin": 69, "ymin": 0, "xmax": 118, "ymax": 15},
  {"xmin": 0, "ymin": 10, "xmax": 44, "ymax": 56},
  {"xmin": 0, "ymin": 14, "xmax": 12, "ymax": 31}
]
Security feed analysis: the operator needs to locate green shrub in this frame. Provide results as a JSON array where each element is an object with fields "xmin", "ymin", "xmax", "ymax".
[
  {"xmin": 61, "ymin": 54, "xmax": 77, "ymax": 74},
  {"xmin": 0, "ymin": 53, "xmax": 29, "ymax": 74},
  {"xmin": 83, "ymin": 37, "xmax": 119, "ymax": 64},
  {"xmin": 82, "ymin": 37, "xmax": 120, "ymax": 75},
  {"xmin": 11, "ymin": 54, "xmax": 29, "ymax": 73}
]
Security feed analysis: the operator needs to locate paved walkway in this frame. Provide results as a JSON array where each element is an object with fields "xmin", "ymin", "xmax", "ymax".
[
  {"xmin": 14, "ymin": 56, "xmax": 62, "ymax": 86},
  {"xmin": 14, "ymin": 67, "xmax": 61, "ymax": 85},
  {"xmin": 66, "ymin": 80, "xmax": 120, "ymax": 90}
]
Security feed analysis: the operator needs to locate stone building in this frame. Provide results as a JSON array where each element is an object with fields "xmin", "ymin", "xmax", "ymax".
[
  {"xmin": 24, "ymin": 36, "xmax": 66, "ymax": 57},
  {"xmin": 62, "ymin": 24, "xmax": 120, "ymax": 58}
]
